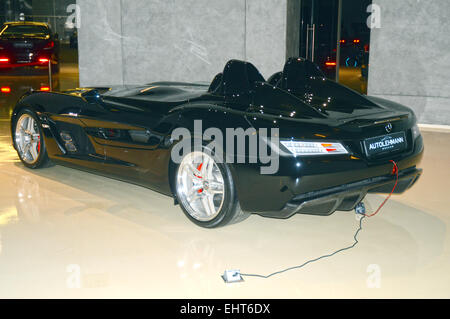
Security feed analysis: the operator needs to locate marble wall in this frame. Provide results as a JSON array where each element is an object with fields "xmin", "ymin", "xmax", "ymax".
[
  {"xmin": 368, "ymin": 0, "xmax": 450, "ymax": 125},
  {"xmin": 77, "ymin": 0, "xmax": 289, "ymax": 86},
  {"xmin": 77, "ymin": 0, "xmax": 124, "ymax": 86}
]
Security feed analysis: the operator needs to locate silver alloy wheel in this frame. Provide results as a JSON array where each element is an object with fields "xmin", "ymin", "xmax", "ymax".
[
  {"xmin": 176, "ymin": 151, "xmax": 225, "ymax": 221},
  {"xmin": 15, "ymin": 114, "xmax": 41, "ymax": 165}
]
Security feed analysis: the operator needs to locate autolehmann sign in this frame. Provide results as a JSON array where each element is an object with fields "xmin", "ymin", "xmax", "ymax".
[
  {"xmin": 363, "ymin": 132, "xmax": 407, "ymax": 157},
  {"xmin": 369, "ymin": 136, "xmax": 404, "ymax": 150}
]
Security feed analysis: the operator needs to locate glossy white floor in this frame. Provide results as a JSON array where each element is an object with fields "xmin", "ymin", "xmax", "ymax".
[{"xmin": 0, "ymin": 118, "xmax": 449, "ymax": 298}]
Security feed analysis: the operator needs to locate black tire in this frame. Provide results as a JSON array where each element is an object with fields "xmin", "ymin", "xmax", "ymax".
[
  {"xmin": 12, "ymin": 108, "xmax": 52, "ymax": 169},
  {"xmin": 174, "ymin": 145, "xmax": 249, "ymax": 228}
]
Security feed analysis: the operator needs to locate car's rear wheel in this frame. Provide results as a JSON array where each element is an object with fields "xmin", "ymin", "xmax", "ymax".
[
  {"xmin": 13, "ymin": 109, "xmax": 51, "ymax": 169},
  {"xmin": 175, "ymin": 147, "xmax": 249, "ymax": 228}
]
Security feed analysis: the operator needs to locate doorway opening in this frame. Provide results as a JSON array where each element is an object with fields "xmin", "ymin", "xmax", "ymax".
[{"xmin": 298, "ymin": 0, "xmax": 372, "ymax": 94}]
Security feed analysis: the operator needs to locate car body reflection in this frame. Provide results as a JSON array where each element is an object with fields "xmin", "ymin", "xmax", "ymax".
[
  {"xmin": 0, "ymin": 74, "xmax": 59, "ymax": 117},
  {"xmin": 14, "ymin": 174, "xmax": 41, "ymax": 223}
]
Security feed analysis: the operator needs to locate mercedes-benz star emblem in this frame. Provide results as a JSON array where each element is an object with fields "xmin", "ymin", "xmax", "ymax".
[{"xmin": 385, "ymin": 123, "xmax": 393, "ymax": 133}]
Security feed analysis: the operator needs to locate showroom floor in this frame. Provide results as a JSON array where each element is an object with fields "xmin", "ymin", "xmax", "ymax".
[{"xmin": 0, "ymin": 116, "xmax": 448, "ymax": 298}]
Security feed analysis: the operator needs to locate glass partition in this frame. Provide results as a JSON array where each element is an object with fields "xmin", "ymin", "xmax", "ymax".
[{"xmin": 298, "ymin": 0, "xmax": 372, "ymax": 94}]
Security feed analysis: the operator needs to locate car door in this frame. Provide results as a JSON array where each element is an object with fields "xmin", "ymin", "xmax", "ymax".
[
  {"xmin": 77, "ymin": 93, "xmax": 174, "ymax": 190},
  {"xmin": 41, "ymin": 92, "xmax": 108, "ymax": 171}
]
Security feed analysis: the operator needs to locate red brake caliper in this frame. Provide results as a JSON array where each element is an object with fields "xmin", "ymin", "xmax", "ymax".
[
  {"xmin": 195, "ymin": 163, "xmax": 203, "ymax": 193},
  {"xmin": 37, "ymin": 136, "xmax": 41, "ymax": 153}
]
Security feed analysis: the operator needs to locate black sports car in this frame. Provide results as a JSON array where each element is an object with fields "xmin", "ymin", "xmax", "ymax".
[
  {"xmin": 0, "ymin": 21, "xmax": 59, "ymax": 72},
  {"xmin": 10, "ymin": 58, "xmax": 423, "ymax": 228}
]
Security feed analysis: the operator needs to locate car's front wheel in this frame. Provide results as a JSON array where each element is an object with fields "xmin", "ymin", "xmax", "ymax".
[
  {"xmin": 175, "ymin": 147, "xmax": 249, "ymax": 228},
  {"xmin": 12, "ymin": 109, "xmax": 51, "ymax": 169}
]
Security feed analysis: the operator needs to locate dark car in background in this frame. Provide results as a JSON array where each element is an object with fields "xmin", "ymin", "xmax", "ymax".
[{"xmin": 0, "ymin": 21, "xmax": 59, "ymax": 73}]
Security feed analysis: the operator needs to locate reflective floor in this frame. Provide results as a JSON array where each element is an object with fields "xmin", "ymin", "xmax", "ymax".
[
  {"xmin": 339, "ymin": 66, "xmax": 367, "ymax": 94},
  {"xmin": 0, "ymin": 99, "xmax": 449, "ymax": 297}
]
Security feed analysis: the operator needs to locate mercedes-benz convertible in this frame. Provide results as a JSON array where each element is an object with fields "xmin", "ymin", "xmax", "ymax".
[{"xmin": 11, "ymin": 58, "xmax": 423, "ymax": 227}]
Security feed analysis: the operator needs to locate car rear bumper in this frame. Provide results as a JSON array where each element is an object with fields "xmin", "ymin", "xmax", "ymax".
[
  {"xmin": 0, "ymin": 61, "xmax": 52, "ymax": 68},
  {"xmin": 256, "ymin": 167, "xmax": 422, "ymax": 219},
  {"xmin": 232, "ymin": 133, "xmax": 423, "ymax": 215}
]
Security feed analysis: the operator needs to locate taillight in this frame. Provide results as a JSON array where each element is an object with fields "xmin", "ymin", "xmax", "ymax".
[
  {"xmin": 38, "ymin": 58, "xmax": 49, "ymax": 63},
  {"xmin": 1, "ymin": 86, "xmax": 11, "ymax": 93},
  {"xmin": 0, "ymin": 57, "xmax": 9, "ymax": 63},
  {"xmin": 325, "ymin": 61, "xmax": 337, "ymax": 66},
  {"xmin": 44, "ymin": 41, "xmax": 54, "ymax": 50},
  {"xmin": 40, "ymin": 86, "xmax": 50, "ymax": 91},
  {"xmin": 280, "ymin": 141, "xmax": 348, "ymax": 156}
]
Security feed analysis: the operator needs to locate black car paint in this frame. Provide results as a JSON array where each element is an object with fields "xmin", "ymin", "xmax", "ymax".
[{"xmin": 11, "ymin": 59, "xmax": 423, "ymax": 218}]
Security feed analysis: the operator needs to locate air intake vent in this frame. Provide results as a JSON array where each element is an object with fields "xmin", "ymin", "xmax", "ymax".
[{"xmin": 60, "ymin": 131, "xmax": 77, "ymax": 153}]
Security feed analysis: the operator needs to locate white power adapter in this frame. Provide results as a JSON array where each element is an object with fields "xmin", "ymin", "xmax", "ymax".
[{"xmin": 222, "ymin": 269, "xmax": 244, "ymax": 283}]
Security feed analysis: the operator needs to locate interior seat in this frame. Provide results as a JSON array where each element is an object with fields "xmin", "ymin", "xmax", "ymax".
[
  {"xmin": 208, "ymin": 59, "xmax": 265, "ymax": 96},
  {"xmin": 277, "ymin": 57, "xmax": 325, "ymax": 92}
]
